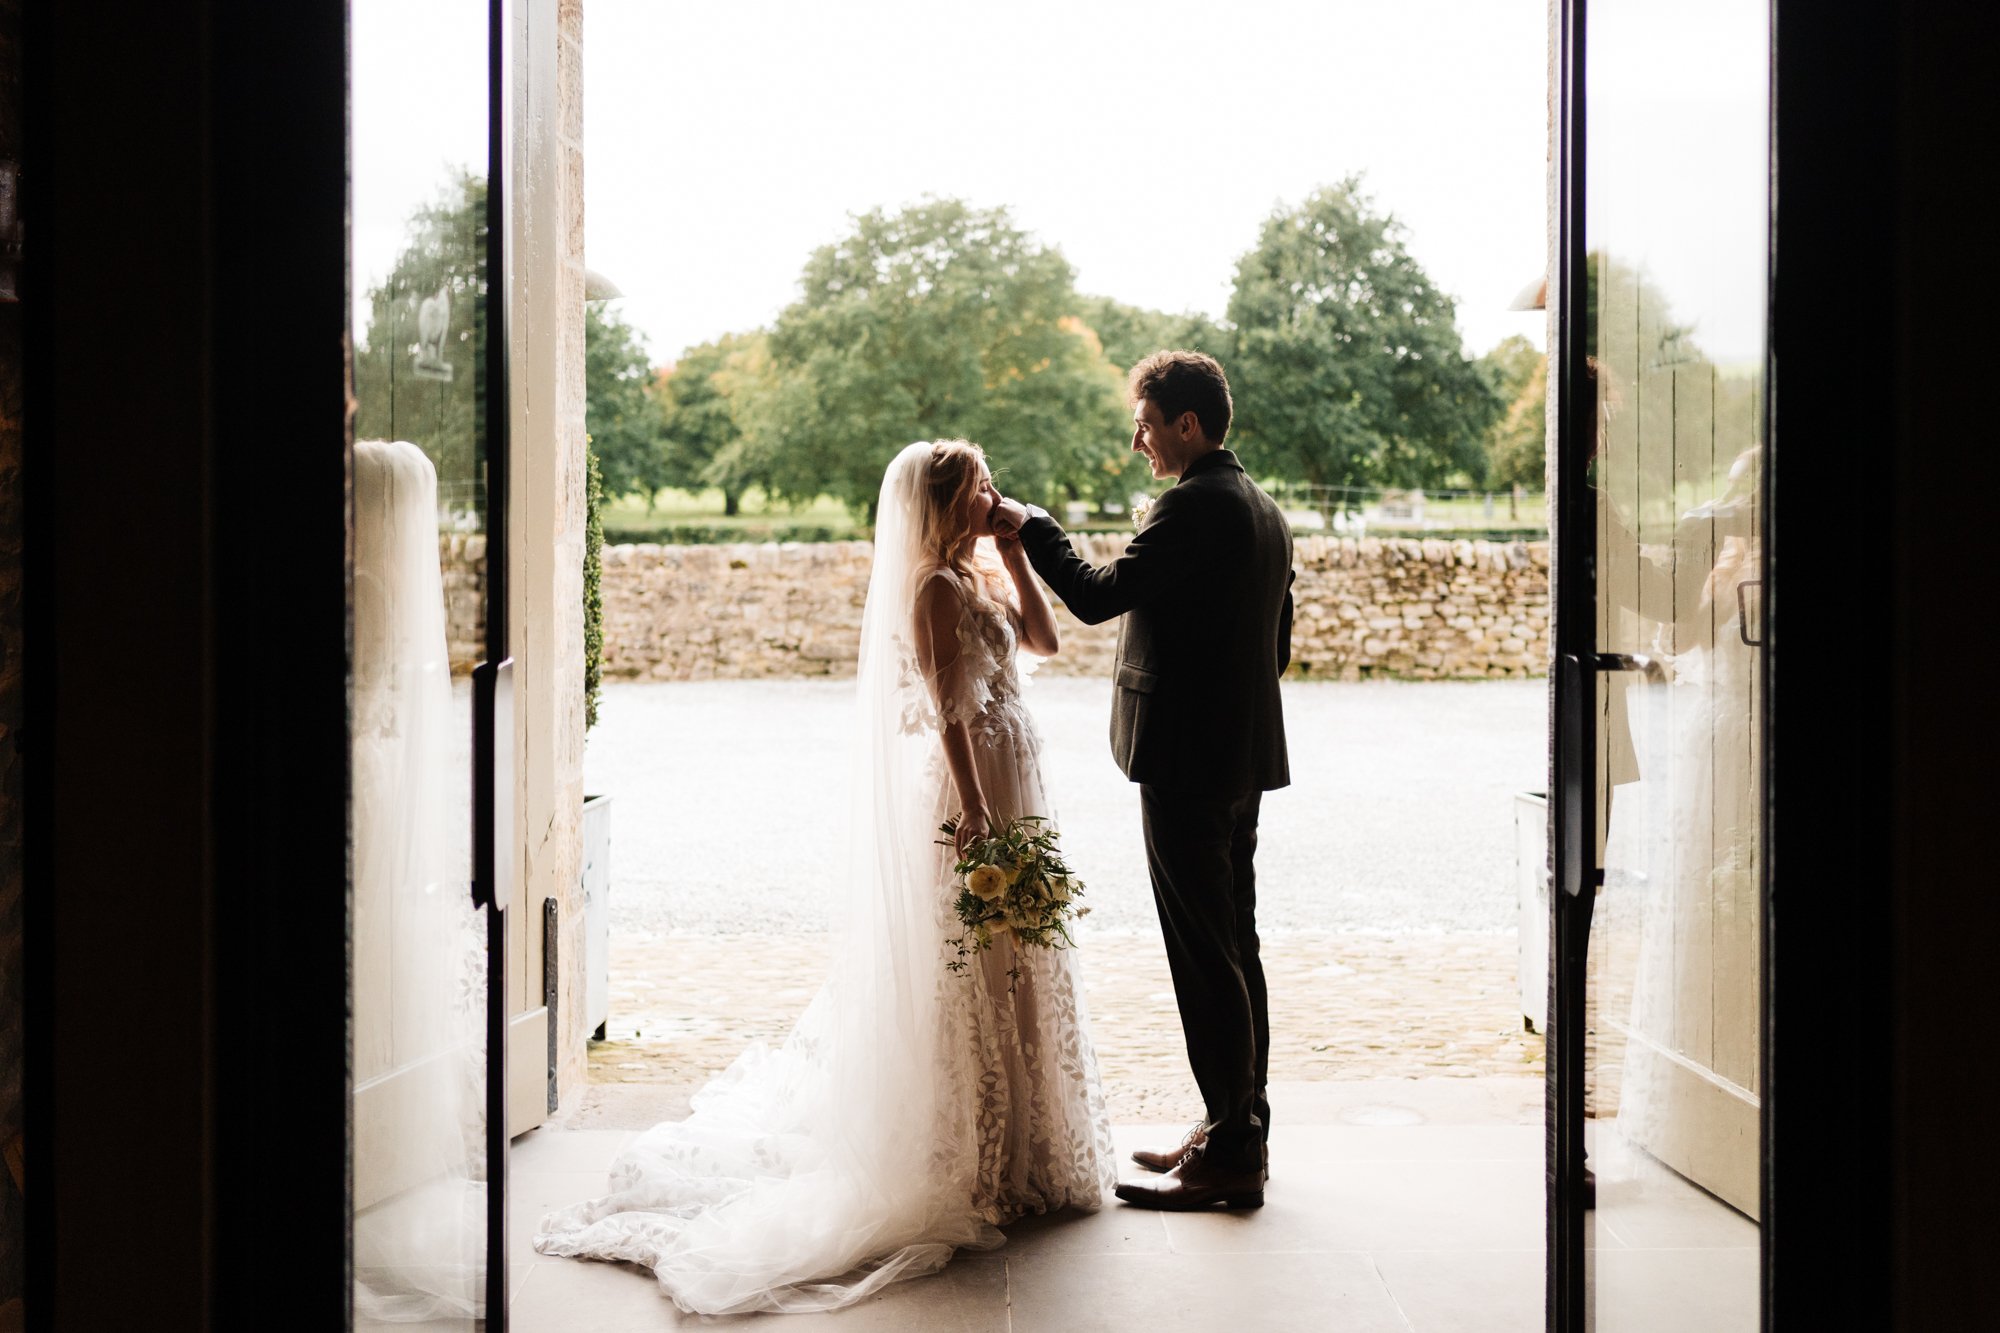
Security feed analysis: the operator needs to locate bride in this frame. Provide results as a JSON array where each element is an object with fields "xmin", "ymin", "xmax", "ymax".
[{"xmin": 533, "ymin": 439, "xmax": 1118, "ymax": 1315}]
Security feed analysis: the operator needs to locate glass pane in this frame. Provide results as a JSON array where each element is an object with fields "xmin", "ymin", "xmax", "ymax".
[
  {"xmin": 1583, "ymin": 0, "xmax": 1765, "ymax": 1325},
  {"xmin": 350, "ymin": 0, "xmax": 492, "ymax": 1322}
]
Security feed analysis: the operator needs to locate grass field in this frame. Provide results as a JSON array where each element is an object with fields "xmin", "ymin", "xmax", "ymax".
[{"xmin": 601, "ymin": 489, "xmax": 859, "ymax": 537}]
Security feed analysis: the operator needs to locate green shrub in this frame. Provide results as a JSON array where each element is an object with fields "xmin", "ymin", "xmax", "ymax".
[
  {"xmin": 602, "ymin": 522, "xmax": 847, "ymax": 546},
  {"xmin": 583, "ymin": 445, "xmax": 604, "ymax": 731}
]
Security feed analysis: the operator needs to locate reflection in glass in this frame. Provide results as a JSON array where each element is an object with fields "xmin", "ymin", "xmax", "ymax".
[
  {"xmin": 350, "ymin": 0, "xmax": 491, "ymax": 1322},
  {"xmin": 1582, "ymin": 0, "xmax": 1765, "ymax": 1324}
]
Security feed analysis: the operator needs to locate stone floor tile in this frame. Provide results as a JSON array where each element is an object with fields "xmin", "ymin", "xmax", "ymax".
[
  {"xmin": 1006, "ymin": 1250, "xmax": 1411, "ymax": 1333},
  {"xmin": 1588, "ymin": 1247, "xmax": 1759, "ymax": 1332},
  {"xmin": 1269, "ymin": 1123, "xmax": 1542, "ymax": 1164},
  {"xmin": 997, "ymin": 1204, "xmax": 1171, "ymax": 1260},
  {"xmin": 1586, "ymin": 1136, "xmax": 1759, "ymax": 1250},
  {"xmin": 511, "ymin": 1246, "xmax": 1010, "ymax": 1333},
  {"xmin": 1158, "ymin": 1157, "xmax": 1542, "ymax": 1255},
  {"xmin": 1372, "ymin": 1248, "xmax": 1542, "ymax": 1332},
  {"xmin": 770, "ymin": 1249, "xmax": 1009, "ymax": 1333},
  {"xmin": 507, "ymin": 1170, "xmax": 611, "ymax": 1300},
  {"xmin": 510, "ymin": 1256, "xmax": 687, "ymax": 1332},
  {"xmin": 510, "ymin": 1126, "xmax": 637, "ymax": 1174}
]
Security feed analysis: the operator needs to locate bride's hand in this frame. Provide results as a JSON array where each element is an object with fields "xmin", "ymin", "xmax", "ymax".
[
  {"xmin": 989, "ymin": 492, "xmax": 1029, "ymax": 539},
  {"xmin": 955, "ymin": 803, "xmax": 993, "ymax": 857}
]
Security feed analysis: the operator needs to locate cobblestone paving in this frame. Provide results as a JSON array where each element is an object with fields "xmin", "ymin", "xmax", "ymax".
[{"xmin": 588, "ymin": 928, "xmax": 1546, "ymax": 1124}]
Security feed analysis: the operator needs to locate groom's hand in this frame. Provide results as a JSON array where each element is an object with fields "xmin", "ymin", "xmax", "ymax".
[{"xmin": 991, "ymin": 494, "xmax": 1029, "ymax": 538}]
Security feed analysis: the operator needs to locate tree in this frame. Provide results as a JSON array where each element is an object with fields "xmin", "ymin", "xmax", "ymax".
[
  {"xmin": 1480, "ymin": 335, "xmax": 1547, "ymax": 513},
  {"xmin": 1074, "ymin": 295, "xmax": 1231, "ymax": 376},
  {"xmin": 584, "ymin": 302, "xmax": 666, "ymax": 503},
  {"xmin": 657, "ymin": 331, "xmax": 765, "ymax": 516},
  {"xmin": 1226, "ymin": 179, "xmax": 1503, "ymax": 510},
  {"xmin": 756, "ymin": 199, "xmax": 1132, "ymax": 520},
  {"xmin": 352, "ymin": 171, "xmax": 487, "ymax": 499}
]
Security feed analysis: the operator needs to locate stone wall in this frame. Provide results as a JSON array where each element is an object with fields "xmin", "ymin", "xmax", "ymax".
[
  {"xmin": 543, "ymin": 0, "xmax": 592, "ymax": 1107},
  {"xmin": 441, "ymin": 532, "xmax": 487, "ymax": 671},
  {"xmin": 572, "ymin": 535, "xmax": 1551, "ymax": 682}
]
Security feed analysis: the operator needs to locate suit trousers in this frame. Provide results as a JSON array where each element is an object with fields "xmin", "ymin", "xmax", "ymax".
[{"xmin": 1139, "ymin": 784, "xmax": 1270, "ymax": 1172}]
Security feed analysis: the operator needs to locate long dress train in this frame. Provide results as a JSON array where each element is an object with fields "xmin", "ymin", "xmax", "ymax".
[{"xmin": 532, "ymin": 444, "xmax": 1116, "ymax": 1315}]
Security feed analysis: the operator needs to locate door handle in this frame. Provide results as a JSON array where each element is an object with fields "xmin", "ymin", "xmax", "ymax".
[
  {"xmin": 1736, "ymin": 579, "xmax": 1764, "ymax": 648},
  {"xmin": 473, "ymin": 657, "xmax": 516, "ymax": 911},
  {"xmin": 1594, "ymin": 652, "xmax": 1664, "ymax": 680}
]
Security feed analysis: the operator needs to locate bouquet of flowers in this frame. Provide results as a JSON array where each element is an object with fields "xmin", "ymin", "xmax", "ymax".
[{"xmin": 938, "ymin": 814, "xmax": 1088, "ymax": 980}]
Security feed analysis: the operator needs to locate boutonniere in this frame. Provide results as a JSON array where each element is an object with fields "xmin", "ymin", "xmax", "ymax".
[{"xmin": 1130, "ymin": 496, "xmax": 1153, "ymax": 530}]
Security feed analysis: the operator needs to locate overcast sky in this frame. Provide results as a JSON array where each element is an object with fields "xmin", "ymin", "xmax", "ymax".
[{"xmin": 582, "ymin": 0, "xmax": 1552, "ymax": 368}]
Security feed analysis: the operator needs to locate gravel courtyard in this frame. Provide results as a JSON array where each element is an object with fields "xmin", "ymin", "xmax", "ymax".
[
  {"xmin": 587, "ymin": 677, "xmax": 1546, "ymax": 936},
  {"xmin": 584, "ymin": 678, "xmax": 1549, "ymax": 1115}
]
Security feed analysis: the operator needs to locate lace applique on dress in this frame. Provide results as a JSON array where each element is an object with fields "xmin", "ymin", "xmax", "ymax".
[
  {"xmin": 902, "ymin": 567, "xmax": 1035, "ymax": 751},
  {"xmin": 533, "ymin": 554, "xmax": 1115, "ymax": 1317}
]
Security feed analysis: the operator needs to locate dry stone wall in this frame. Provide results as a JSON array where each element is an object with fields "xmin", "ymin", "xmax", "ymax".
[
  {"xmin": 441, "ymin": 532, "xmax": 487, "ymax": 671},
  {"xmin": 567, "ymin": 535, "xmax": 1550, "ymax": 682}
]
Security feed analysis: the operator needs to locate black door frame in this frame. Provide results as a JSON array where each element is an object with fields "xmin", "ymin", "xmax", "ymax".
[
  {"xmin": 26, "ymin": 1, "xmax": 1994, "ymax": 1328},
  {"xmin": 476, "ymin": 0, "xmax": 515, "ymax": 1318},
  {"xmin": 24, "ymin": 0, "xmax": 354, "ymax": 1324},
  {"xmin": 1548, "ymin": 2, "xmax": 1976, "ymax": 1329},
  {"xmin": 1545, "ymin": 2, "xmax": 1593, "ymax": 1328},
  {"xmin": 23, "ymin": 0, "xmax": 516, "ymax": 1325}
]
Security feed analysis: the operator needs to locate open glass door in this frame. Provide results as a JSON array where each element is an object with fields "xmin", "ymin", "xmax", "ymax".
[
  {"xmin": 1552, "ymin": 0, "xmax": 1768, "ymax": 1327},
  {"xmin": 349, "ymin": 0, "xmax": 510, "ymax": 1322}
]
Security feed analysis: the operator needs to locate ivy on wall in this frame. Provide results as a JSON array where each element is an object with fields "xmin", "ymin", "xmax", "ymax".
[{"xmin": 583, "ymin": 445, "xmax": 604, "ymax": 731}]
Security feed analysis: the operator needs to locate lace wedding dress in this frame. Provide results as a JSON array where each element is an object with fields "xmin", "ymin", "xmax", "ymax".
[{"xmin": 533, "ymin": 442, "xmax": 1117, "ymax": 1316}]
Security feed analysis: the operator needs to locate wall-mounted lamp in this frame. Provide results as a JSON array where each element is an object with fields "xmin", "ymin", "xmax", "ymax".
[{"xmin": 584, "ymin": 269, "xmax": 623, "ymax": 303}]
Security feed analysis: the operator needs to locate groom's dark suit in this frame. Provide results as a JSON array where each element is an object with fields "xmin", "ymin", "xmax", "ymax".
[{"xmin": 1019, "ymin": 449, "xmax": 1293, "ymax": 1173}]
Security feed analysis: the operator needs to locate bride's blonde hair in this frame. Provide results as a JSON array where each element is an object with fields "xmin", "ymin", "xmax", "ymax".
[{"xmin": 918, "ymin": 439, "xmax": 994, "ymax": 584}]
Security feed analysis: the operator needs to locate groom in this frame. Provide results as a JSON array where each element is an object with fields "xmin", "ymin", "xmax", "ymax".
[{"xmin": 992, "ymin": 350, "xmax": 1293, "ymax": 1210}]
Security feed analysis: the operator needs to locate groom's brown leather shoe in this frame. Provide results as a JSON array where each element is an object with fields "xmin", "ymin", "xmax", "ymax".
[
  {"xmin": 1131, "ymin": 1121, "xmax": 1207, "ymax": 1173},
  {"xmin": 1114, "ymin": 1142, "xmax": 1266, "ymax": 1211},
  {"xmin": 1133, "ymin": 1123, "xmax": 1269, "ymax": 1175}
]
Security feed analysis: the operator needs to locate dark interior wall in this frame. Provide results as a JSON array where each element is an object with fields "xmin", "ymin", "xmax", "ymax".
[
  {"xmin": 1771, "ymin": 1, "xmax": 2000, "ymax": 1328},
  {"xmin": 24, "ymin": 0, "xmax": 351, "ymax": 1326},
  {"xmin": 9, "ymin": 1, "xmax": 1997, "ymax": 1329},
  {"xmin": 1882, "ymin": 3, "xmax": 1999, "ymax": 1327},
  {"xmin": 29, "ymin": 0, "xmax": 221, "ymax": 1321},
  {"xmin": 0, "ymin": 0, "xmax": 23, "ymax": 1313}
]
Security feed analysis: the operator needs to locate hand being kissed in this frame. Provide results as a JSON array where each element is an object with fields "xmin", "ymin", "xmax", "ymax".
[{"xmin": 983, "ymin": 483, "xmax": 1030, "ymax": 542}]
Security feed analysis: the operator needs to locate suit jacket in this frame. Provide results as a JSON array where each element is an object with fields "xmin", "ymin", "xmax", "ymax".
[{"xmin": 1020, "ymin": 449, "xmax": 1294, "ymax": 794}]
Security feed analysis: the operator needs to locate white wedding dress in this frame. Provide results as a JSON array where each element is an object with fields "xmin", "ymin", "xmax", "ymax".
[{"xmin": 533, "ymin": 442, "xmax": 1118, "ymax": 1316}]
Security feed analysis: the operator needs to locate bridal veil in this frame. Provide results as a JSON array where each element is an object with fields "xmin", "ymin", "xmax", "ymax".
[{"xmin": 532, "ymin": 441, "xmax": 1012, "ymax": 1314}]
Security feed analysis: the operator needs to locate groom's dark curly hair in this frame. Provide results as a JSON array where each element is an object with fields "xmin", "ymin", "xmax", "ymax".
[{"xmin": 1129, "ymin": 350, "xmax": 1233, "ymax": 445}]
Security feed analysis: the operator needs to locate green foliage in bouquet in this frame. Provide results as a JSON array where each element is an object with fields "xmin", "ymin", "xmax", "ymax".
[{"xmin": 937, "ymin": 815, "xmax": 1089, "ymax": 983}]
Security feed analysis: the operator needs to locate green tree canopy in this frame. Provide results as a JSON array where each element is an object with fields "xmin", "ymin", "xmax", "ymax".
[
  {"xmin": 657, "ymin": 331, "xmax": 766, "ymax": 515},
  {"xmin": 751, "ymin": 199, "xmax": 1132, "ymax": 519},
  {"xmin": 1226, "ymin": 179, "xmax": 1503, "ymax": 504},
  {"xmin": 1480, "ymin": 334, "xmax": 1547, "ymax": 494},
  {"xmin": 1074, "ymin": 295, "xmax": 1231, "ymax": 376},
  {"xmin": 352, "ymin": 171, "xmax": 487, "ymax": 498},
  {"xmin": 584, "ymin": 302, "xmax": 666, "ymax": 502}
]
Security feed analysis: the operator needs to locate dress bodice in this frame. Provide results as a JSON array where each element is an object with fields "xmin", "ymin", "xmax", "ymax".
[{"xmin": 904, "ymin": 566, "xmax": 1036, "ymax": 752}]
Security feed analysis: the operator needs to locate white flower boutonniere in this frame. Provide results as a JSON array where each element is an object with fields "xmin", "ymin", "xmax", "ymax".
[{"xmin": 1130, "ymin": 496, "xmax": 1153, "ymax": 530}]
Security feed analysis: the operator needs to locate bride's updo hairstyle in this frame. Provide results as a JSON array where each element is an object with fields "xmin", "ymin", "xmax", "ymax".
[{"xmin": 919, "ymin": 438, "xmax": 988, "ymax": 577}]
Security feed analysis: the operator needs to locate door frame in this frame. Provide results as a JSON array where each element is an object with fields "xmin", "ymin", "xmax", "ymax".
[
  {"xmin": 1547, "ymin": 2, "xmax": 1923, "ymax": 1329},
  {"xmin": 23, "ymin": 0, "xmax": 354, "ymax": 1322},
  {"xmin": 1545, "ymin": 3, "xmax": 1593, "ymax": 1326}
]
